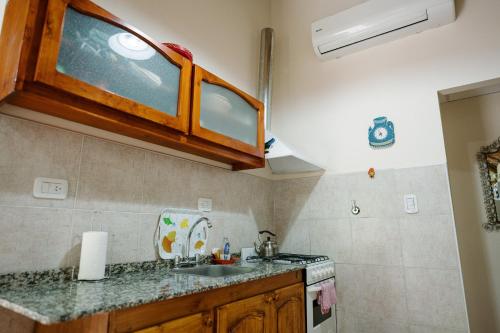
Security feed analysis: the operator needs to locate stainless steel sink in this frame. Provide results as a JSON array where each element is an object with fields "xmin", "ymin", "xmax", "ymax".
[{"xmin": 172, "ymin": 265, "xmax": 255, "ymax": 277}]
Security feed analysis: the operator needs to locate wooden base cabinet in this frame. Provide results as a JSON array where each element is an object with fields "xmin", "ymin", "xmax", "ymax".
[
  {"xmin": 28, "ymin": 271, "xmax": 304, "ymax": 333},
  {"xmin": 216, "ymin": 283, "xmax": 304, "ymax": 333}
]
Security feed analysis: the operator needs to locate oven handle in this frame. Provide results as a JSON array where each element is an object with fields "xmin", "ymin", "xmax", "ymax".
[
  {"xmin": 306, "ymin": 278, "xmax": 335, "ymax": 294},
  {"xmin": 307, "ymin": 286, "xmax": 321, "ymax": 293}
]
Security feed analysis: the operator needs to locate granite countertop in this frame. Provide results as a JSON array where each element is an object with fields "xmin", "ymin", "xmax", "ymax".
[{"xmin": 0, "ymin": 261, "xmax": 304, "ymax": 325}]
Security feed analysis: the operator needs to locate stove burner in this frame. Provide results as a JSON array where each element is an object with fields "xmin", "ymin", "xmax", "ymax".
[{"xmin": 245, "ymin": 253, "xmax": 329, "ymax": 265}]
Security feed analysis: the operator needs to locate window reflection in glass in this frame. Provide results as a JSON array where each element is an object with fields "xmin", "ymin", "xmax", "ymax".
[
  {"xmin": 200, "ymin": 82, "xmax": 258, "ymax": 147},
  {"xmin": 57, "ymin": 8, "xmax": 180, "ymax": 117}
]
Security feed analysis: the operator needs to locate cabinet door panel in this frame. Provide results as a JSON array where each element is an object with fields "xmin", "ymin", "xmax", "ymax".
[
  {"xmin": 58, "ymin": 7, "xmax": 180, "ymax": 118},
  {"xmin": 229, "ymin": 311, "xmax": 265, "ymax": 333},
  {"xmin": 134, "ymin": 327, "xmax": 160, "ymax": 333},
  {"xmin": 274, "ymin": 283, "xmax": 305, "ymax": 333},
  {"xmin": 192, "ymin": 66, "xmax": 264, "ymax": 158},
  {"xmin": 200, "ymin": 81, "xmax": 258, "ymax": 147},
  {"xmin": 34, "ymin": 0, "xmax": 191, "ymax": 133},
  {"xmin": 216, "ymin": 293, "xmax": 273, "ymax": 333},
  {"xmin": 134, "ymin": 312, "xmax": 213, "ymax": 333}
]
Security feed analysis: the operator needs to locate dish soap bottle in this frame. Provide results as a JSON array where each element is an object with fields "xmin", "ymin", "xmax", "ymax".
[{"xmin": 223, "ymin": 237, "xmax": 231, "ymax": 260}]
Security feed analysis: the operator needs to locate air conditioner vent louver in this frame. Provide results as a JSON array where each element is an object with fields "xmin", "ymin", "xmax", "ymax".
[{"xmin": 319, "ymin": 11, "xmax": 429, "ymax": 55}]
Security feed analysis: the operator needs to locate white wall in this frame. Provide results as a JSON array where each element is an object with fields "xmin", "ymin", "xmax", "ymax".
[
  {"xmin": 441, "ymin": 92, "xmax": 500, "ymax": 333},
  {"xmin": 0, "ymin": 0, "xmax": 6, "ymax": 29},
  {"xmin": 270, "ymin": 0, "xmax": 500, "ymax": 174}
]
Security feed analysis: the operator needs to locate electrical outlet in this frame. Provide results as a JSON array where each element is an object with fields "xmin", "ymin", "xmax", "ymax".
[
  {"xmin": 198, "ymin": 198, "xmax": 212, "ymax": 212},
  {"xmin": 33, "ymin": 177, "xmax": 68, "ymax": 199}
]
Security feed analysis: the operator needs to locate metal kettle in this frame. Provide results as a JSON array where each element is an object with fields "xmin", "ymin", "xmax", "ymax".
[{"xmin": 254, "ymin": 230, "xmax": 279, "ymax": 257}]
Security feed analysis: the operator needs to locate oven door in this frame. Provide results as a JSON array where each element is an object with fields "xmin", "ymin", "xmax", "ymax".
[{"xmin": 306, "ymin": 278, "xmax": 337, "ymax": 333}]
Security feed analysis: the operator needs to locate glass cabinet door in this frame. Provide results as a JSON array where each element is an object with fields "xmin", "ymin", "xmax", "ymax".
[
  {"xmin": 34, "ymin": 0, "xmax": 191, "ymax": 133},
  {"xmin": 191, "ymin": 66, "xmax": 264, "ymax": 158},
  {"xmin": 58, "ymin": 7, "xmax": 180, "ymax": 117},
  {"xmin": 200, "ymin": 81, "xmax": 258, "ymax": 147}
]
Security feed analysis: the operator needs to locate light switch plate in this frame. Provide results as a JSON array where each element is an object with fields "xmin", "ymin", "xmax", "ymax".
[
  {"xmin": 404, "ymin": 194, "xmax": 418, "ymax": 214},
  {"xmin": 33, "ymin": 177, "xmax": 68, "ymax": 199},
  {"xmin": 198, "ymin": 198, "xmax": 212, "ymax": 212}
]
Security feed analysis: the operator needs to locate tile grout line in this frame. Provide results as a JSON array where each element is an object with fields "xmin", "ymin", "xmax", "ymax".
[
  {"xmin": 135, "ymin": 150, "xmax": 148, "ymax": 261},
  {"xmin": 0, "ymin": 203, "xmax": 160, "ymax": 216},
  {"xmin": 67, "ymin": 135, "xmax": 85, "ymax": 269},
  {"xmin": 66, "ymin": 208, "xmax": 76, "ymax": 269},
  {"xmin": 72, "ymin": 136, "xmax": 85, "ymax": 210},
  {"xmin": 398, "ymin": 215, "xmax": 412, "ymax": 329},
  {"xmin": 139, "ymin": 150, "xmax": 147, "ymax": 212},
  {"xmin": 334, "ymin": 261, "xmax": 459, "ymax": 271}
]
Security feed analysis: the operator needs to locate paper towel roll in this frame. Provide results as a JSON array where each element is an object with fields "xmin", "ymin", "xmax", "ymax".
[{"xmin": 78, "ymin": 231, "xmax": 108, "ymax": 280}]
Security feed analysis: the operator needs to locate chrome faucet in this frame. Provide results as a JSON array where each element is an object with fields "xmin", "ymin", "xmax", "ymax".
[{"xmin": 185, "ymin": 217, "xmax": 212, "ymax": 263}]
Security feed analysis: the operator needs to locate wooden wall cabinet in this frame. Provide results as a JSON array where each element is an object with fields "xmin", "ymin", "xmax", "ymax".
[
  {"xmin": 34, "ymin": 0, "xmax": 192, "ymax": 134},
  {"xmin": 191, "ymin": 65, "xmax": 265, "ymax": 158},
  {"xmin": 0, "ymin": 0, "xmax": 265, "ymax": 170}
]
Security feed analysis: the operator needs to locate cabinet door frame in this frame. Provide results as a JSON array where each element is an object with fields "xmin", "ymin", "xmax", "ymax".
[
  {"xmin": 191, "ymin": 65, "xmax": 265, "ymax": 158},
  {"xmin": 33, "ymin": 0, "xmax": 192, "ymax": 133}
]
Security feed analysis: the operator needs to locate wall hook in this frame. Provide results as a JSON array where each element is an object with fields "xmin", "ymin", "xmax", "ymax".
[{"xmin": 351, "ymin": 200, "xmax": 360, "ymax": 215}]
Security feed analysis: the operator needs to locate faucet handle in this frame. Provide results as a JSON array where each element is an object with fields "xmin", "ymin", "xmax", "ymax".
[{"xmin": 174, "ymin": 255, "xmax": 181, "ymax": 267}]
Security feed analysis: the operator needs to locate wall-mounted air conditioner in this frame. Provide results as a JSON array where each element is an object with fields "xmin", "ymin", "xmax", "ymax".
[{"xmin": 312, "ymin": 0, "xmax": 456, "ymax": 60}]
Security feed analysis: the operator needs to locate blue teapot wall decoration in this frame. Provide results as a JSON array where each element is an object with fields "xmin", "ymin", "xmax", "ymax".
[{"xmin": 368, "ymin": 116, "xmax": 395, "ymax": 148}]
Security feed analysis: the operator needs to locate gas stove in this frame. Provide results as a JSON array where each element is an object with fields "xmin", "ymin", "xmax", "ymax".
[
  {"xmin": 245, "ymin": 253, "xmax": 336, "ymax": 332},
  {"xmin": 269, "ymin": 253, "xmax": 329, "ymax": 265},
  {"xmin": 246, "ymin": 253, "xmax": 329, "ymax": 265}
]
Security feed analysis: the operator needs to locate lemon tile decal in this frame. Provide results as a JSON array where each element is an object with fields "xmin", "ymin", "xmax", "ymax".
[
  {"xmin": 157, "ymin": 210, "xmax": 208, "ymax": 259},
  {"xmin": 180, "ymin": 219, "xmax": 189, "ymax": 229}
]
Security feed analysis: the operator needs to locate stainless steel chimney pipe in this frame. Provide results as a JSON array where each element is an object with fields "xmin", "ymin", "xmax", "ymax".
[{"xmin": 258, "ymin": 27, "xmax": 274, "ymax": 131}]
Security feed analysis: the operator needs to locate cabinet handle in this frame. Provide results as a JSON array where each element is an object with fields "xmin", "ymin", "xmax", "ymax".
[
  {"xmin": 205, "ymin": 317, "xmax": 213, "ymax": 327},
  {"xmin": 265, "ymin": 295, "xmax": 274, "ymax": 303},
  {"xmin": 273, "ymin": 293, "xmax": 279, "ymax": 302}
]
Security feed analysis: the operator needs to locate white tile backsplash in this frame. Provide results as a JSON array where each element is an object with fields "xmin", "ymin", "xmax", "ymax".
[
  {"xmin": 273, "ymin": 164, "xmax": 468, "ymax": 333},
  {"xmin": 393, "ymin": 165, "xmax": 453, "ymax": 216},
  {"xmin": 351, "ymin": 217, "xmax": 402, "ymax": 266},
  {"xmin": 406, "ymin": 267, "xmax": 468, "ymax": 330},
  {"xmin": 0, "ymin": 116, "xmax": 82, "ymax": 208},
  {"xmin": 75, "ymin": 137, "xmax": 146, "ymax": 212},
  {"xmin": 0, "ymin": 114, "xmax": 274, "ymax": 273},
  {"xmin": 0, "ymin": 114, "xmax": 469, "ymax": 332},
  {"xmin": 336, "ymin": 264, "xmax": 408, "ymax": 323},
  {"xmin": 309, "ymin": 218, "xmax": 352, "ymax": 262},
  {"xmin": 400, "ymin": 214, "xmax": 459, "ymax": 269}
]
